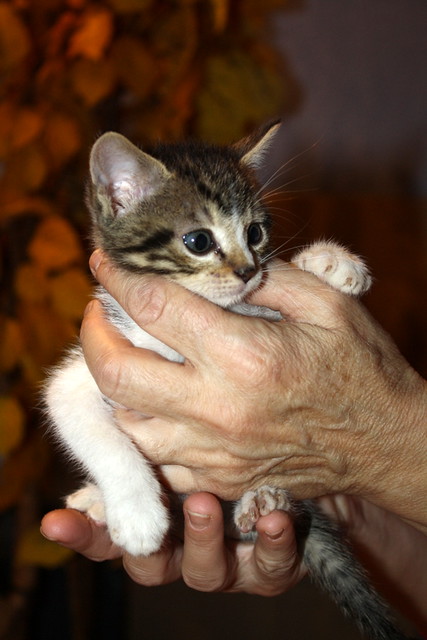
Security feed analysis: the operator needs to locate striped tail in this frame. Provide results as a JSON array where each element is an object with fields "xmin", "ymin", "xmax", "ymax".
[{"xmin": 299, "ymin": 501, "xmax": 410, "ymax": 640}]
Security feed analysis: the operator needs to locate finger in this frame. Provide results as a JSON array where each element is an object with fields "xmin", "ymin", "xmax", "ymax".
[
  {"xmin": 248, "ymin": 510, "xmax": 305, "ymax": 595},
  {"xmin": 250, "ymin": 259, "xmax": 348, "ymax": 328},
  {"xmin": 80, "ymin": 299, "xmax": 198, "ymax": 416},
  {"xmin": 181, "ymin": 493, "xmax": 231, "ymax": 592},
  {"xmin": 122, "ymin": 540, "xmax": 183, "ymax": 586},
  {"xmin": 89, "ymin": 250, "xmax": 229, "ymax": 362},
  {"xmin": 40, "ymin": 509, "xmax": 120, "ymax": 562}
]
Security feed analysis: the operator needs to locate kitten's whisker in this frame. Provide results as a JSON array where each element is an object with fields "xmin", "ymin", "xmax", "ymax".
[
  {"xmin": 261, "ymin": 232, "xmax": 310, "ymax": 262},
  {"xmin": 261, "ymin": 173, "xmax": 315, "ymax": 200},
  {"xmin": 256, "ymin": 150, "xmax": 308, "ymax": 195},
  {"xmin": 261, "ymin": 242, "xmax": 292, "ymax": 262},
  {"xmin": 256, "ymin": 140, "xmax": 322, "ymax": 198}
]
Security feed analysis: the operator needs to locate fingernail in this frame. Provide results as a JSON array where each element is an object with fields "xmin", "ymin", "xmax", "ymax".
[
  {"xmin": 89, "ymin": 249, "xmax": 103, "ymax": 277},
  {"xmin": 265, "ymin": 528, "xmax": 285, "ymax": 541},
  {"xmin": 185, "ymin": 510, "xmax": 212, "ymax": 531},
  {"xmin": 40, "ymin": 526, "xmax": 58, "ymax": 542}
]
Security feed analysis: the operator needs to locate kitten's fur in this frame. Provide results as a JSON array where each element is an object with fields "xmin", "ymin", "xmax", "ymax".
[{"xmin": 45, "ymin": 123, "xmax": 409, "ymax": 639}]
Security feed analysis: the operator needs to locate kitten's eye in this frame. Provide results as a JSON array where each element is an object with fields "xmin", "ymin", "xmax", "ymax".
[
  {"xmin": 247, "ymin": 223, "xmax": 263, "ymax": 246},
  {"xmin": 182, "ymin": 229, "xmax": 214, "ymax": 254}
]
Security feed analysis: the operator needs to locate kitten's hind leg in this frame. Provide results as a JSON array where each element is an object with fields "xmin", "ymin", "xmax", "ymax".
[
  {"xmin": 234, "ymin": 486, "xmax": 293, "ymax": 534},
  {"xmin": 291, "ymin": 241, "xmax": 371, "ymax": 295},
  {"xmin": 66, "ymin": 482, "xmax": 106, "ymax": 524},
  {"xmin": 46, "ymin": 353, "xmax": 169, "ymax": 557}
]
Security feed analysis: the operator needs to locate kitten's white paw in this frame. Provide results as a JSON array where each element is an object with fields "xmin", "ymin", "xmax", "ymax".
[
  {"xmin": 66, "ymin": 483, "xmax": 106, "ymax": 524},
  {"xmin": 234, "ymin": 486, "xmax": 292, "ymax": 534},
  {"xmin": 67, "ymin": 483, "xmax": 169, "ymax": 556},
  {"xmin": 292, "ymin": 242, "xmax": 371, "ymax": 296},
  {"xmin": 105, "ymin": 496, "xmax": 170, "ymax": 557}
]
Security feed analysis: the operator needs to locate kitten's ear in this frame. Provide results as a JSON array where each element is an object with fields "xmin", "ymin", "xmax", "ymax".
[
  {"xmin": 234, "ymin": 120, "xmax": 281, "ymax": 169},
  {"xmin": 89, "ymin": 132, "xmax": 170, "ymax": 217}
]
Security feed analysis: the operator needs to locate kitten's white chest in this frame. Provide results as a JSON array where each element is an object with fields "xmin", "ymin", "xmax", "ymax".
[
  {"xmin": 100, "ymin": 290, "xmax": 184, "ymax": 363},
  {"xmin": 128, "ymin": 324, "xmax": 184, "ymax": 363}
]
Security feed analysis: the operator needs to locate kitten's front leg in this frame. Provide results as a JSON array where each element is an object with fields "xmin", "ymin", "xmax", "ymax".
[{"xmin": 292, "ymin": 241, "xmax": 371, "ymax": 295}]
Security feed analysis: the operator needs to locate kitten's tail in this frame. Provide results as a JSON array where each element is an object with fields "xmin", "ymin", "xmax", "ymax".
[{"xmin": 299, "ymin": 501, "xmax": 411, "ymax": 640}]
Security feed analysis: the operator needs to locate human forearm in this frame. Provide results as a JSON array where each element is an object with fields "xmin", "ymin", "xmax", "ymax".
[{"xmin": 353, "ymin": 370, "xmax": 427, "ymax": 533}]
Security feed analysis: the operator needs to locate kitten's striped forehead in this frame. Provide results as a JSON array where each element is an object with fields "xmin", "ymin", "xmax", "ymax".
[{"xmin": 153, "ymin": 140, "xmax": 259, "ymax": 216}]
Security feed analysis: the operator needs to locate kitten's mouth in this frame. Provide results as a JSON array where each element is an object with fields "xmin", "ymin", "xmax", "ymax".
[{"xmin": 206, "ymin": 272, "xmax": 262, "ymax": 306}]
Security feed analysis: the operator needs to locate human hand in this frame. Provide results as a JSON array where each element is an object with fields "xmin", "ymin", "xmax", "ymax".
[
  {"xmin": 40, "ymin": 493, "xmax": 305, "ymax": 596},
  {"xmin": 40, "ymin": 492, "xmax": 427, "ymax": 630},
  {"xmin": 81, "ymin": 251, "xmax": 427, "ymax": 529}
]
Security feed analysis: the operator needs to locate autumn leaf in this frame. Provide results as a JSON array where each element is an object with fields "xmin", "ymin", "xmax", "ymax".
[
  {"xmin": 0, "ymin": 3, "xmax": 30, "ymax": 75},
  {"xmin": 112, "ymin": 37, "xmax": 158, "ymax": 99},
  {"xmin": 0, "ymin": 106, "xmax": 43, "ymax": 159},
  {"xmin": 28, "ymin": 216, "xmax": 83, "ymax": 271},
  {"xmin": 0, "ymin": 317, "xmax": 25, "ymax": 372},
  {"xmin": 210, "ymin": 0, "xmax": 229, "ymax": 32},
  {"xmin": 0, "ymin": 197, "xmax": 57, "ymax": 224},
  {"xmin": 67, "ymin": 6, "xmax": 114, "ymax": 62},
  {"xmin": 196, "ymin": 50, "xmax": 283, "ymax": 143},
  {"xmin": 70, "ymin": 57, "xmax": 117, "ymax": 106},
  {"xmin": 1, "ymin": 143, "xmax": 48, "ymax": 197},
  {"xmin": 107, "ymin": 0, "xmax": 153, "ymax": 14},
  {"xmin": 43, "ymin": 112, "xmax": 82, "ymax": 168},
  {"xmin": 15, "ymin": 264, "xmax": 50, "ymax": 304},
  {"xmin": 151, "ymin": 4, "xmax": 198, "ymax": 85},
  {"xmin": 67, "ymin": 0, "xmax": 86, "ymax": 8},
  {"xmin": 0, "ymin": 396, "xmax": 25, "ymax": 458},
  {"xmin": 49, "ymin": 268, "xmax": 92, "ymax": 321},
  {"xmin": 19, "ymin": 303, "xmax": 77, "ymax": 379}
]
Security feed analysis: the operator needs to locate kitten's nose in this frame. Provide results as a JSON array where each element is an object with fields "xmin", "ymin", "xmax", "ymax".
[{"xmin": 233, "ymin": 265, "xmax": 257, "ymax": 283}]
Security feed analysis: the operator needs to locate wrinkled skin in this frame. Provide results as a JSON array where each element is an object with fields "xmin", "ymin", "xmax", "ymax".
[
  {"xmin": 41, "ymin": 493, "xmax": 303, "ymax": 596},
  {"xmin": 41, "ymin": 251, "xmax": 427, "ymax": 631},
  {"xmin": 80, "ymin": 252, "xmax": 427, "ymax": 533}
]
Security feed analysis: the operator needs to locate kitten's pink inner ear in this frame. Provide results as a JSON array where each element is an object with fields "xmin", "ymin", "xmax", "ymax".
[{"xmin": 90, "ymin": 132, "xmax": 170, "ymax": 216}]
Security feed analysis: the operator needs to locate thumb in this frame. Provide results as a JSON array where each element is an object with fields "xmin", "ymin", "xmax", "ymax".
[{"xmin": 89, "ymin": 249, "xmax": 226, "ymax": 362}]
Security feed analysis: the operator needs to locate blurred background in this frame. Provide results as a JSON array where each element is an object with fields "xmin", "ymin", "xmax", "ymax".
[{"xmin": 0, "ymin": 0, "xmax": 426, "ymax": 638}]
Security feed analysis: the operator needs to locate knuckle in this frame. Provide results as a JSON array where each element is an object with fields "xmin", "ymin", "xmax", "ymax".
[
  {"xmin": 183, "ymin": 569, "xmax": 227, "ymax": 593},
  {"xmin": 92, "ymin": 347, "xmax": 129, "ymax": 402},
  {"xmin": 226, "ymin": 338, "xmax": 278, "ymax": 392},
  {"xmin": 257, "ymin": 553, "xmax": 286, "ymax": 577},
  {"xmin": 122, "ymin": 278, "xmax": 168, "ymax": 327},
  {"xmin": 122, "ymin": 556, "xmax": 165, "ymax": 587},
  {"xmin": 255, "ymin": 555, "xmax": 295, "ymax": 593}
]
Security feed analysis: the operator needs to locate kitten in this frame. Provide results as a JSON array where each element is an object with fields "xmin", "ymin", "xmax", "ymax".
[{"xmin": 45, "ymin": 123, "xmax": 410, "ymax": 640}]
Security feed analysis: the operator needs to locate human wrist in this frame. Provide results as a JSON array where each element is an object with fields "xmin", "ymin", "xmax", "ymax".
[{"xmin": 352, "ymin": 368, "xmax": 427, "ymax": 531}]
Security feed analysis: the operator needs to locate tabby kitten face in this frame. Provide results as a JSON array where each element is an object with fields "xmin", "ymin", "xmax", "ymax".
[{"xmin": 87, "ymin": 124, "xmax": 278, "ymax": 306}]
